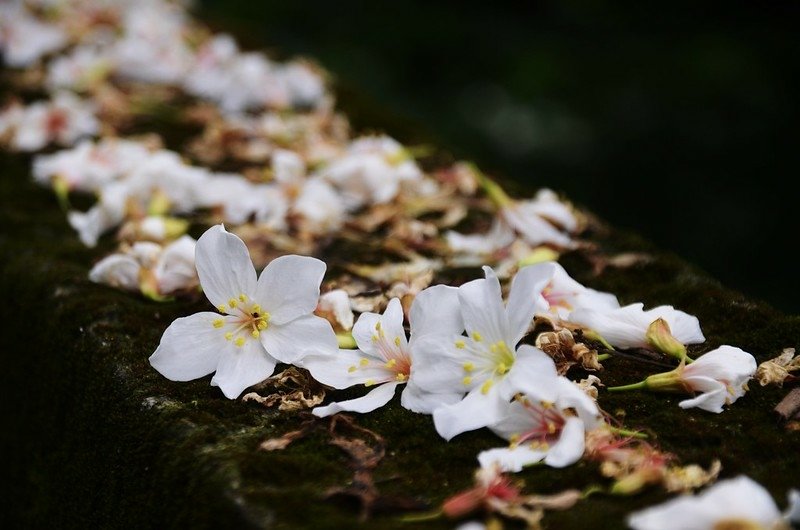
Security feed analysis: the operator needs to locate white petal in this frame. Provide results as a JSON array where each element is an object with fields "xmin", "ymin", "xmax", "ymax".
[
  {"xmin": 352, "ymin": 298, "xmax": 408, "ymax": 356},
  {"xmin": 459, "ymin": 266, "xmax": 509, "ymax": 345},
  {"xmin": 678, "ymin": 376, "xmax": 729, "ymax": 413},
  {"xmin": 501, "ymin": 345, "xmax": 560, "ymax": 400},
  {"xmin": 195, "ymin": 225, "xmax": 257, "ymax": 310},
  {"xmin": 478, "ymin": 446, "xmax": 545, "ymax": 473},
  {"xmin": 543, "ymin": 417, "xmax": 585, "ymax": 468},
  {"xmin": 255, "ymin": 254, "xmax": 326, "ymax": 325},
  {"xmin": 149, "ymin": 312, "xmax": 226, "ymax": 382},
  {"xmin": 318, "ymin": 289, "xmax": 354, "ymax": 330},
  {"xmin": 89, "ymin": 254, "xmax": 141, "ymax": 291},
  {"xmin": 400, "ymin": 382, "xmax": 462, "ymax": 414},
  {"xmin": 408, "ymin": 284, "xmax": 463, "ymax": 343},
  {"xmin": 433, "ymin": 385, "xmax": 509, "ymax": 441},
  {"xmin": 506, "ymin": 262, "xmax": 556, "ymax": 344},
  {"xmin": 261, "ymin": 314, "xmax": 337, "ymax": 365},
  {"xmin": 312, "ymin": 381, "xmax": 400, "ymax": 417},
  {"xmin": 303, "ymin": 349, "xmax": 390, "ymax": 389},
  {"xmin": 211, "ymin": 339, "xmax": 276, "ymax": 399},
  {"xmin": 785, "ymin": 489, "xmax": 800, "ymax": 523},
  {"xmin": 412, "ymin": 333, "xmax": 488, "ymax": 392}
]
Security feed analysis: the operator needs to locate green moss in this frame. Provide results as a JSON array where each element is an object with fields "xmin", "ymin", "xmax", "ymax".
[{"xmin": 2, "ymin": 74, "xmax": 799, "ymax": 530}]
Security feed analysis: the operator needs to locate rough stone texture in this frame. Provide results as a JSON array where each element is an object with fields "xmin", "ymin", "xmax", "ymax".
[{"xmin": 2, "ymin": 78, "xmax": 799, "ymax": 529}]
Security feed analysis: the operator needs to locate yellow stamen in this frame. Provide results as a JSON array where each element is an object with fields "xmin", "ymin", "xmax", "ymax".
[
  {"xmin": 371, "ymin": 334, "xmax": 379, "ymax": 342},
  {"xmin": 252, "ymin": 304, "xmax": 262, "ymax": 313},
  {"xmin": 365, "ymin": 379, "xmax": 376, "ymax": 387},
  {"xmin": 251, "ymin": 330, "xmax": 260, "ymax": 338},
  {"xmin": 547, "ymin": 422, "xmax": 557, "ymax": 434},
  {"xmin": 462, "ymin": 376, "xmax": 473, "ymax": 386},
  {"xmin": 463, "ymin": 362, "xmax": 475, "ymax": 372},
  {"xmin": 509, "ymin": 434, "xmax": 521, "ymax": 447},
  {"xmin": 455, "ymin": 340, "xmax": 465, "ymax": 349},
  {"xmin": 385, "ymin": 359, "xmax": 397, "ymax": 368},
  {"xmin": 481, "ymin": 379, "xmax": 494, "ymax": 395},
  {"xmin": 359, "ymin": 358, "xmax": 369, "ymax": 367},
  {"xmin": 228, "ymin": 298, "xmax": 237, "ymax": 308},
  {"xmin": 541, "ymin": 400, "xmax": 554, "ymax": 409},
  {"xmin": 472, "ymin": 332, "xmax": 483, "ymax": 342},
  {"xmin": 375, "ymin": 321, "xmax": 382, "ymax": 331},
  {"xmin": 396, "ymin": 373, "xmax": 408, "ymax": 382},
  {"xmin": 217, "ymin": 305, "xmax": 227, "ymax": 313},
  {"xmin": 224, "ymin": 332, "xmax": 233, "ymax": 341},
  {"xmin": 348, "ymin": 366, "xmax": 357, "ymax": 373},
  {"xmin": 497, "ymin": 363, "xmax": 509, "ymax": 375},
  {"xmin": 239, "ymin": 294, "xmax": 247, "ymax": 302},
  {"xmin": 394, "ymin": 336, "xmax": 401, "ymax": 347},
  {"xmin": 212, "ymin": 318, "xmax": 224, "ymax": 328},
  {"xmin": 257, "ymin": 320, "xmax": 268, "ymax": 330},
  {"xmin": 234, "ymin": 337, "xmax": 245, "ymax": 347}
]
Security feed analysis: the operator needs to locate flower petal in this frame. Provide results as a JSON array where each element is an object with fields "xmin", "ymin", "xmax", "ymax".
[
  {"xmin": 89, "ymin": 254, "xmax": 141, "ymax": 290},
  {"xmin": 195, "ymin": 225, "xmax": 257, "ymax": 310},
  {"xmin": 255, "ymin": 254, "xmax": 326, "ymax": 325},
  {"xmin": 352, "ymin": 297, "xmax": 407, "ymax": 356},
  {"xmin": 303, "ymin": 349, "xmax": 391, "ymax": 389},
  {"xmin": 506, "ymin": 262, "xmax": 556, "ymax": 345},
  {"xmin": 210, "ymin": 339, "xmax": 276, "ymax": 399},
  {"xmin": 149, "ymin": 312, "xmax": 227, "ymax": 382},
  {"xmin": 678, "ymin": 376, "xmax": 728, "ymax": 413},
  {"xmin": 543, "ymin": 416, "xmax": 585, "ymax": 468},
  {"xmin": 458, "ymin": 266, "xmax": 509, "ymax": 345},
  {"xmin": 312, "ymin": 381, "xmax": 400, "ymax": 417},
  {"xmin": 478, "ymin": 446, "xmax": 546, "ymax": 473},
  {"xmin": 400, "ymin": 382, "xmax": 463, "ymax": 414},
  {"xmin": 409, "ymin": 284, "xmax": 464, "ymax": 343},
  {"xmin": 261, "ymin": 313, "xmax": 337, "ymax": 365},
  {"xmin": 433, "ymin": 385, "xmax": 509, "ymax": 441}
]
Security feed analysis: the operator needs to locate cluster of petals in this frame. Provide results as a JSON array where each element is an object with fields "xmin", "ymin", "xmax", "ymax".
[
  {"xmin": 89, "ymin": 235, "xmax": 197, "ymax": 299},
  {"xmin": 627, "ymin": 475, "xmax": 800, "ymax": 530},
  {"xmin": 0, "ymin": 92, "xmax": 98, "ymax": 152}
]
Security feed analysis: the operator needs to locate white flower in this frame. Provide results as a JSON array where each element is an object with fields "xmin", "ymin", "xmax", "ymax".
[
  {"xmin": 568, "ymin": 302, "xmax": 705, "ymax": 351},
  {"xmin": 293, "ymin": 177, "xmax": 346, "ymax": 234},
  {"xmin": 318, "ymin": 135, "xmax": 422, "ymax": 210},
  {"xmin": 610, "ymin": 345, "xmax": 757, "ymax": 413},
  {"xmin": 627, "ymin": 475, "xmax": 800, "ymax": 530},
  {"xmin": 317, "ymin": 289, "xmax": 354, "ymax": 331},
  {"xmin": 304, "ymin": 284, "xmax": 464, "ymax": 417},
  {"xmin": 478, "ymin": 376, "xmax": 601, "ymax": 472},
  {"xmin": 446, "ymin": 218, "xmax": 516, "ymax": 256},
  {"xmin": 0, "ymin": 4, "xmax": 67, "ymax": 67},
  {"xmin": 501, "ymin": 189, "xmax": 578, "ymax": 248},
  {"xmin": 149, "ymin": 225, "xmax": 337, "ymax": 399},
  {"xmin": 413, "ymin": 264, "xmax": 561, "ymax": 440},
  {"xmin": 33, "ymin": 138, "xmax": 151, "ymax": 193},
  {"xmin": 46, "ymin": 43, "xmax": 113, "ymax": 91},
  {"xmin": 676, "ymin": 345, "xmax": 757, "ymax": 412},
  {"xmin": 89, "ymin": 235, "xmax": 198, "ymax": 298},
  {"xmin": 533, "ymin": 261, "xmax": 620, "ymax": 320},
  {"xmin": 8, "ymin": 92, "xmax": 98, "ymax": 152}
]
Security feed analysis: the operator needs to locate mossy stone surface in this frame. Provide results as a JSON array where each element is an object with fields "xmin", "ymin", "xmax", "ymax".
[{"xmin": 1, "ymin": 75, "xmax": 798, "ymax": 529}]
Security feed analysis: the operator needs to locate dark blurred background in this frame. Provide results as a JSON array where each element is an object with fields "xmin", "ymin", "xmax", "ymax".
[{"xmin": 198, "ymin": 0, "xmax": 798, "ymax": 314}]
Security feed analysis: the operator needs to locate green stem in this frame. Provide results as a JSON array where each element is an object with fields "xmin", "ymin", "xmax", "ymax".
[
  {"xmin": 398, "ymin": 509, "xmax": 442, "ymax": 523},
  {"xmin": 607, "ymin": 426, "xmax": 649, "ymax": 439},
  {"xmin": 607, "ymin": 380, "xmax": 647, "ymax": 392},
  {"xmin": 469, "ymin": 163, "xmax": 512, "ymax": 208},
  {"xmin": 597, "ymin": 353, "xmax": 611, "ymax": 361}
]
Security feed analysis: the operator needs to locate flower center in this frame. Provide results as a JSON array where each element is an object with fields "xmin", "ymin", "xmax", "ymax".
[
  {"xmin": 542, "ymin": 284, "xmax": 575, "ymax": 312},
  {"xmin": 211, "ymin": 293, "xmax": 270, "ymax": 348},
  {"xmin": 349, "ymin": 320, "xmax": 411, "ymax": 384},
  {"xmin": 510, "ymin": 398, "xmax": 567, "ymax": 451}
]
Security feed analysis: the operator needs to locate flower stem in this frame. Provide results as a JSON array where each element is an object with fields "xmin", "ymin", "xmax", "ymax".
[
  {"xmin": 399, "ymin": 509, "xmax": 442, "ymax": 523},
  {"xmin": 607, "ymin": 380, "xmax": 647, "ymax": 392},
  {"xmin": 469, "ymin": 163, "xmax": 512, "ymax": 208},
  {"xmin": 607, "ymin": 426, "xmax": 649, "ymax": 439},
  {"xmin": 597, "ymin": 353, "xmax": 611, "ymax": 361}
]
